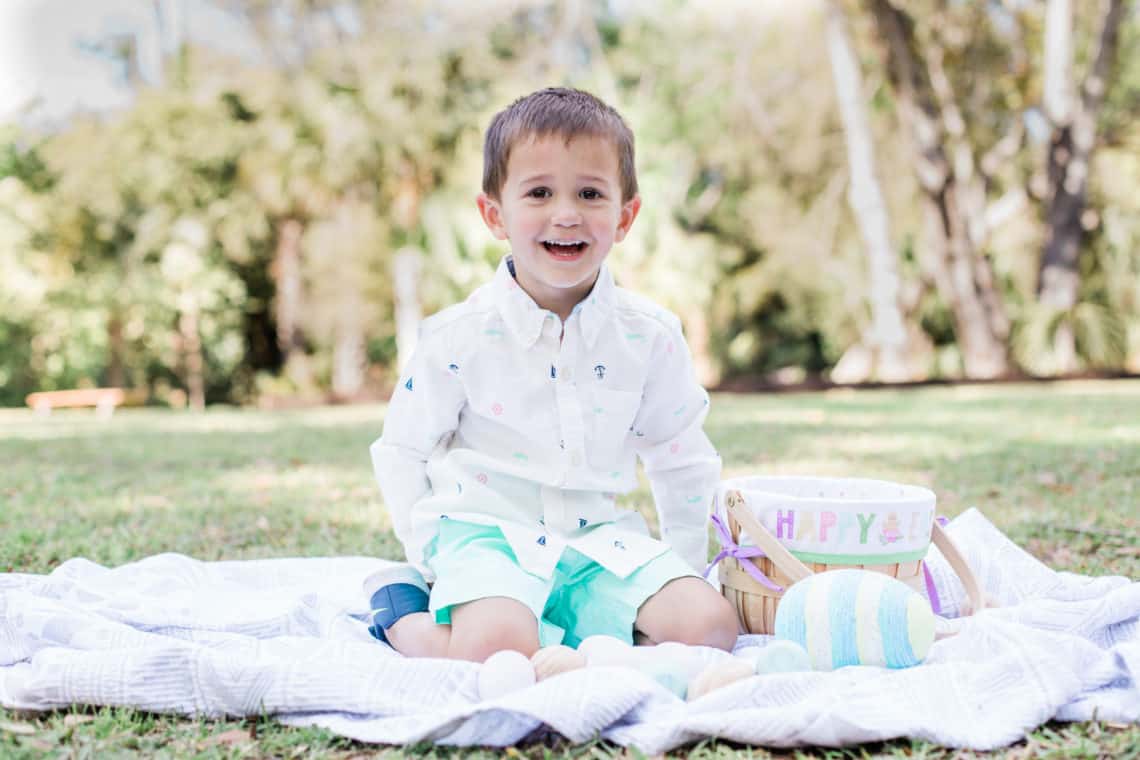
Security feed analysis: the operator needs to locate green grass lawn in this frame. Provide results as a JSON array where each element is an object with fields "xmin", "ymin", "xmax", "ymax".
[{"xmin": 2, "ymin": 380, "xmax": 1138, "ymax": 758}]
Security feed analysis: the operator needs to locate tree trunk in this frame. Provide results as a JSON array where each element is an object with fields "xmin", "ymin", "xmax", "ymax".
[
  {"xmin": 393, "ymin": 246, "xmax": 422, "ymax": 373},
  {"xmin": 865, "ymin": 0, "xmax": 1011, "ymax": 378},
  {"xmin": 178, "ymin": 291, "xmax": 205, "ymax": 411},
  {"xmin": 1037, "ymin": 0, "xmax": 1127, "ymax": 372},
  {"xmin": 825, "ymin": 0, "xmax": 914, "ymax": 382},
  {"xmin": 271, "ymin": 217, "xmax": 304, "ymax": 359},
  {"xmin": 330, "ymin": 203, "xmax": 365, "ymax": 400},
  {"xmin": 331, "ymin": 289, "xmax": 364, "ymax": 400},
  {"xmin": 106, "ymin": 311, "xmax": 126, "ymax": 388},
  {"xmin": 679, "ymin": 305, "xmax": 717, "ymax": 388}
]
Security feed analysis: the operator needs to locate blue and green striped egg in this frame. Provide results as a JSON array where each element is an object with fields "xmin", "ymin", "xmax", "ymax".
[{"xmin": 774, "ymin": 568, "xmax": 936, "ymax": 670}]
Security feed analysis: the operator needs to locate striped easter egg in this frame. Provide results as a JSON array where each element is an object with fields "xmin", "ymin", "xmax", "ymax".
[{"xmin": 773, "ymin": 569, "xmax": 935, "ymax": 670}]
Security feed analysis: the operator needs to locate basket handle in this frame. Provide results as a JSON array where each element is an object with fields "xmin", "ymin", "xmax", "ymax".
[
  {"xmin": 724, "ymin": 490, "xmax": 813, "ymax": 584},
  {"xmin": 930, "ymin": 519, "xmax": 985, "ymax": 616}
]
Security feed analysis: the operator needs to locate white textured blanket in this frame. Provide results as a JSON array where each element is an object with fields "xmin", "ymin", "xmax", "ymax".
[{"xmin": 1, "ymin": 509, "xmax": 1137, "ymax": 751}]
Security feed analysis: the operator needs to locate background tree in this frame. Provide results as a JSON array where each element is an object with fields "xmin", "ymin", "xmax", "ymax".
[
  {"xmin": 825, "ymin": 0, "xmax": 925, "ymax": 383},
  {"xmin": 2, "ymin": 0, "xmax": 1138, "ymax": 407},
  {"xmin": 864, "ymin": 0, "xmax": 1014, "ymax": 378},
  {"xmin": 1035, "ymin": 0, "xmax": 1130, "ymax": 374}
]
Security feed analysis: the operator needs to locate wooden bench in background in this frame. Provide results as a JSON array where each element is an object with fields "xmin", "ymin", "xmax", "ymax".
[{"xmin": 25, "ymin": 388, "xmax": 126, "ymax": 420}]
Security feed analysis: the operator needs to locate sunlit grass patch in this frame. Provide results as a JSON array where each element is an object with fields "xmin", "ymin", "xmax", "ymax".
[{"xmin": 2, "ymin": 380, "xmax": 1138, "ymax": 757}]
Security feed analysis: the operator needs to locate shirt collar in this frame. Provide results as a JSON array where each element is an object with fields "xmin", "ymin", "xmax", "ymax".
[{"xmin": 492, "ymin": 255, "xmax": 616, "ymax": 350}]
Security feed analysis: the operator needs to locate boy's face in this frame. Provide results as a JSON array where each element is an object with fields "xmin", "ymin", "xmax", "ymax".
[{"xmin": 477, "ymin": 134, "xmax": 640, "ymax": 316}]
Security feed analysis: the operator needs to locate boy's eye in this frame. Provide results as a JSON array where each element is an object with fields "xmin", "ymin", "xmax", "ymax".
[
  {"xmin": 527, "ymin": 187, "xmax": 551, "ymax": 199},
  {"xmin": 580, "ymin": 188, "xmax": 603, "ymax": 200}
]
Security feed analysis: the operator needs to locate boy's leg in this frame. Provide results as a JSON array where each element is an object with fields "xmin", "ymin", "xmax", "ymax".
[
  {"xmin": 550, "ymin": 547, "xmax": 738, "ymax": 651},
  {"xmin": 384, "ymin": 598, "xmax": 541, "ymax": 661},
  {"xmin": 384, "ymin": 612, "xmax": 451, "ymax": 658},
  {"xmin": 365, "ymin": 565, "xmax": 450, "ymax": 657},
  {"xmin": 634, "ymin": 577, "xmax": 739, "ymax": 651},
  {"xmin": 426, "ymin": 521, "xmax": 551, "ymax": 661},
  {"xmin": 447, "ymin": 596, "xmax": 541, "ymax": 661}
]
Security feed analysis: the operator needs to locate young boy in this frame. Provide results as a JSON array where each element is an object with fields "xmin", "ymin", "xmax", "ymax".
[{"xmin": 366, "ymin": 87, "xmax": 738, "ymax": 662}]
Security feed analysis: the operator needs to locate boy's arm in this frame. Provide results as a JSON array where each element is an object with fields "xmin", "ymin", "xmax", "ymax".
[
  {"xmin": 631, "ymin": 320, "xmax": 721, "ymax": 573},
  {"xmin": 369, "ymin": 333, "xmax": 464, "ymax": 570}
]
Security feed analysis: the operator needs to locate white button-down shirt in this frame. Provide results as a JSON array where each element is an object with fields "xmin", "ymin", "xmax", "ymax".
[{"xmin": 370, "ymin": 255, "xmax": 721, "ymax": 581}]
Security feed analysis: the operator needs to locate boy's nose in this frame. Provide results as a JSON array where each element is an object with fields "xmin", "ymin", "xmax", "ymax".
[{"xmin": 551, "ymin": 205, "xmax": 582, "ymax": 226}]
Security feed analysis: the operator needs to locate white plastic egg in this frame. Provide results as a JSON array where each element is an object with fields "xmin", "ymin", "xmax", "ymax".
[{"xmin": 477, "ymin": 650, "xmax": 536, "ymax": 701}]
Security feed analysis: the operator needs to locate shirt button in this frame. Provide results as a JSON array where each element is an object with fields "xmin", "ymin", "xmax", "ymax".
[{"xmin": 570, "ymin": 452, "xmax": 582, "ymax": 467}]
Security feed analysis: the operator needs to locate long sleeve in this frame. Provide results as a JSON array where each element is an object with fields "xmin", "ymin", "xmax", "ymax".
[
  {"xmin": 631, "ymin": 319, "xmax": 721, "ymax": 573},
  {"xmin": 369, "ymin": 329, "xmax": 465, "ymax": 568}
]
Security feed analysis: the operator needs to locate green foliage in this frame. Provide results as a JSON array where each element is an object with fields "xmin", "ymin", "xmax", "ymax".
[
  {"xmin": 0, "ymin": 131, "xmax": 53, "ymax": 192},
  {"xmin": 1013, "ymin": 301, "xmax": 1130, "ymax": 377},
  {"xmin": 2, "ymin": 2, "xmax": 1139, "ymax": 406}
]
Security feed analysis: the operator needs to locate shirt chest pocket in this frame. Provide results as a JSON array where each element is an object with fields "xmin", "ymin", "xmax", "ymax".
[{"xmin": 584, "ymin": 388, "xmax": 642, "ymax": 468}]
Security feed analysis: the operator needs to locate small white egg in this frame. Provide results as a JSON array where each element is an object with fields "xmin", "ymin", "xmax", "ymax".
[
  {"xmin": 686, "ymin": 657, "xmax": 755, "ymax": 701},
  {"xmin": 751, "ymin": 639, "xmax": 812, "ymax": 674},
  {"xmin": 637, "ymin": 661, "xmax": 688, "ymax": 699},
  {"xmin": 577, "ymin": 634, "xmax": 634, "ymax": 666},
  {"xmin": 531, "ymin": 645, "xmax": 586, "ymax": 681},
  {"xmin": 477, "ymin": 650, "xmax": 536, "ymax": 701},
  {"xmin": 646, "ymin": 641, "xmax": 723, "ymax": 681}
]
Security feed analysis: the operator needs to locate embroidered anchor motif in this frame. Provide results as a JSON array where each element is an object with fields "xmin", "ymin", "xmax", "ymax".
[
  {"xmin": 594, "ymin": 364, "xmax": 606, "ymax": 380},
  {"xmin": 578, "ymin": 518, "xmax": 588, "ymax": 528},
  {"xmin": 448, "ymin": 363, "xmax": 459, "ymax": 374},
  {"xmin": 613, "ymin": 540, "xmax": 626, "ymax": 550},
  {"xmin": 537, "ymin": 535, "xmax": 547, "ymax": 546},
  {"xmin": 404, "ymin": 377, "xmax": 414, "ymax": 391}
]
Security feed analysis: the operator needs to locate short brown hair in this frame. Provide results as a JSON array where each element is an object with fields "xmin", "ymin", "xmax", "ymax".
[{"xmin": 482, "ymin": 87, "xmax": 637, "ymax": 202}]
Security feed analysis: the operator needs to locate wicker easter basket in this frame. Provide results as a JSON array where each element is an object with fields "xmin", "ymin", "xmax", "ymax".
[{"xmin": 715, "ymin": 476, "xmax": 983, "ymax": 635}]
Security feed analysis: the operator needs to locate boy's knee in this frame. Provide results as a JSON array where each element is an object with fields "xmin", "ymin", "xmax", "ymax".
[
  {"xmin": 448, "ymin": 597, "xmax": 540, "ymax": 662},
  {"xmin": 674, "ymin": 593, "xmax": 738, "ymax": 650},
  {"xmin": 699, "ymin": 595, "xmax": 741, "ymax": 651},
  {"xmin": 454, "ymin": 624, "xmax": 539, "ymax": 662},
  {"xmin": 639, "ymin": 578, "xmax": 740, "ymax": 651}
]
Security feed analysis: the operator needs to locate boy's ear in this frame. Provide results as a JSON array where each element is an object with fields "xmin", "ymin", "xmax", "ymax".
[
  {"xmin": 614, "ymin": 195, "xmax": 641, "ymax": 243},
  {"xmin": 476, "ymin": 193, "xmax": 508, "ymax": 240}
]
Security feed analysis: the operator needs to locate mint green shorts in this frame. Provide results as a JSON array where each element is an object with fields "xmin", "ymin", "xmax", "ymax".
[{"xmin": 425, "ymin": 519, "xmax": 697, "ymax": 648}]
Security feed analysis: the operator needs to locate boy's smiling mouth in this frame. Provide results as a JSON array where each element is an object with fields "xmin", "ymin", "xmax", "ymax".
[{"xmin": 542, "ymin": 239, "xmax": 588, "ymax": 257}]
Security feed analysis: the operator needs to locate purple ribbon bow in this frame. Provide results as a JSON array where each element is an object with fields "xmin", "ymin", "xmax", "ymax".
[{"xmin": 705, "ymin": 513, "xmax": 784, "ymax": 592}]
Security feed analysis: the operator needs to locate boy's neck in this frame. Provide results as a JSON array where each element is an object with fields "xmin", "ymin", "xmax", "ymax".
[{"xmin": 508, "ymin": 259, "xmax": 598, "ymax": 323}]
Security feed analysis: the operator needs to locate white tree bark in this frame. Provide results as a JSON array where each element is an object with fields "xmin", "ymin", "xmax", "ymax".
[
  {"xmin": 1043, "ymin": 0, "xmax": 1075, "ymax": 128},
  {"xmin": 330, "ymin": 204, "xmax": 365, "ymax": 399},
  {"xmin": 825, "ymin": 0, "xmax": 912, "ymax": 382},
  {"xmin": 393, "ymin": 247, "xmax": 423, "ymax": 373},
  {"xmin": 331, "ymin": 287, "xmax": 365, "ymax": 400}
]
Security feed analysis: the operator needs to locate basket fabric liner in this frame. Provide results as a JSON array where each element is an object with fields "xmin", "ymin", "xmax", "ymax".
[{"xmin": 2, "ymin": 509, "xmax": 1138, "ymax": 752}]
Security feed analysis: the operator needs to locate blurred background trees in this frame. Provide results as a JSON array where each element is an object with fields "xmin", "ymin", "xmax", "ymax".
[{"xmin": 1, "ymin": 0, "xmax": 1137, "ymax": 408}]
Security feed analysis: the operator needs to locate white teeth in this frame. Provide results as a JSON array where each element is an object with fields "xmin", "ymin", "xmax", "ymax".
[{"xmin": 544, "ymin": 240, "xmax": 585, "ymax": 246}]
